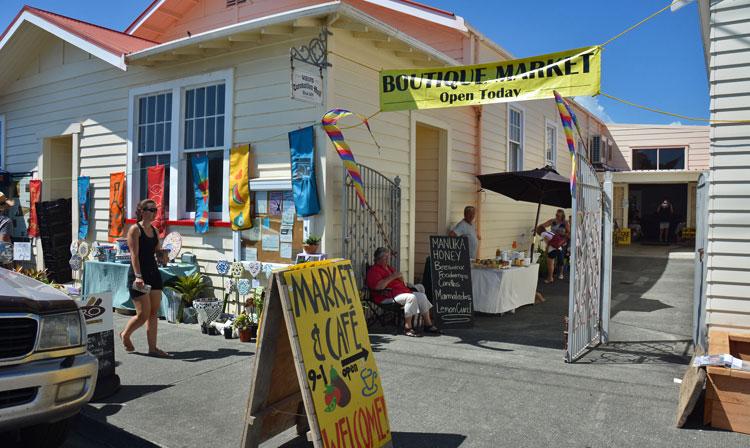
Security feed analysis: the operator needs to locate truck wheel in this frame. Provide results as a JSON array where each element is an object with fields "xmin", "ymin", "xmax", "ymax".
[{"xmin": 19, "ymin": 416, "xmax": 75, "ymax": 448}]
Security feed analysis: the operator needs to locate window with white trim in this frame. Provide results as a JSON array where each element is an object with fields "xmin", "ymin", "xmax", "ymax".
[
  {"xmin": 183, "ymin": 83, "xmax": 226, "ymax": 214},
  {"xmin": 136, "ymin": 92, "xmax": 172, "ymax": 213},
  {"xmin": 545, "ymin": 121, "xmax": 557, "ymax": 167},
  {"xmin": 508, "ymin": 106, "xmax": 523, "ymax": 171},
  {"xmin": 128, "ymin": 69, "xmax": 233, "ymax": 222}
]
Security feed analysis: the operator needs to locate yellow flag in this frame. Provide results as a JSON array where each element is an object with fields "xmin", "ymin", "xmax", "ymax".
[
  {"xmin": 380, "ymin": 45, "xmax": 601, "ymax": 111},
  {"xmin": 229, "ymin": 144, "xmax": 252, "ymax": 231}
]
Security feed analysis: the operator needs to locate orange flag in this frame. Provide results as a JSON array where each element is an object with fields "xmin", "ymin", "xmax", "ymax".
[{"xmin": 108, "ymin": 172, "xmax": 126, "ymax": 242}]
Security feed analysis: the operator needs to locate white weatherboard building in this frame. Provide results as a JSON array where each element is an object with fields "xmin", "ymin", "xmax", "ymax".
[{"xmin": 698, "ymin": 0, "xmax": 750, "ymax": 337}]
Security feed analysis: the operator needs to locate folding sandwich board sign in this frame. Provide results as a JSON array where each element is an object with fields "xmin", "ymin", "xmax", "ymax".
[{"xmin": 241, "ymin": 259, "xmax": 392, "ymax": 448}]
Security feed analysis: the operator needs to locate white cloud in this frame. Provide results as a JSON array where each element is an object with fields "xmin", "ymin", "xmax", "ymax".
[
  {"xmin": 574, "ymin": 96, "xmax": 613, "ymax": 124},
  {"xmin": 669, "ymin": 121, "xmax": 683, "ymax": 126}
]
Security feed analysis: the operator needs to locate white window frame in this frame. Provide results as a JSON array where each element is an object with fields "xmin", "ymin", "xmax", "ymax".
[
  {"xmin": 544, "ymin": 119, "xmax": 558, "ymax": 168},
  {"xmin": 128, "ymin": 69, "xmax": 233, "ymax": 222},
  {"xmin": 507, "ymin": 104, "xmax": 524, "ymax": 171},
  {"xmin": 0, "ymin": 114, "xmax": 5, "ymax": 170}
]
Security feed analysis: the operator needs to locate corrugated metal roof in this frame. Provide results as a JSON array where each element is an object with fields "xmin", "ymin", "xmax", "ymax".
[{"xmin": 1, "ymin": 6, "xmax": 158, "ymax": 57}]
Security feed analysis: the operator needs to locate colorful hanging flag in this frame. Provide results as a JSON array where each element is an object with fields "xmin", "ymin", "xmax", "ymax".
[
  {"xmin": 192, "ymin": 154, "xmax": 209, "ymax": 234},
  {"xmin": 553, "ymin": 90, "xmax": 578, "ymax": 195},
  {"xmin": 321, "ymin": 109, "xmax": 380, "ymax": 207},
  {"xmin": 78, "ymin": 176, "xmax": 90, "ymax": 239},
  {"xmin": 27, "ymin": 179, "xmax": 41, "ymax": 237},
  {"xmin": 229, "ymin": 145, "xmax": 253, "ymax": 231},
  {"xmin": 108, "ymin": 172, "xmax": 126, "ymax": 242},
  {"xmin": 289, "ymin": 126, "xmax": 320, "ymax": 217},
  {"xmin": 147, "ymin": 165, "xmax": 166, "ymax": 237}
]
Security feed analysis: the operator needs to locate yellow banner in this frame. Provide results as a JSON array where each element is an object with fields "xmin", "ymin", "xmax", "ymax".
[
  {"xmin": 229, "ymin": 144, "xmax": 252, "ymax": 231},
  {"xmin": 281, "ymin": 260, "xmax": 392, "ymax": 448},
  {"xmin": 380, "ymin": 45, "xmax": 601, "ymax": 111}
]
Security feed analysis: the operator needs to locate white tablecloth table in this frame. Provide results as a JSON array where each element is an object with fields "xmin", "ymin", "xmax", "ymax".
[{"xmin": 471, "ymin": 264, "xmax": 539, "ymax": 314}]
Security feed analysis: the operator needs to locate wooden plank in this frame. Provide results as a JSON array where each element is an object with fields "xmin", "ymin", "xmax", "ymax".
[
  {"xmin": 241, "ymin": 277, "xmax": 298, "ymax": 448},
  {"xmin": 675, "ymin": 353, "xmax": 707, "ymax": 428}
]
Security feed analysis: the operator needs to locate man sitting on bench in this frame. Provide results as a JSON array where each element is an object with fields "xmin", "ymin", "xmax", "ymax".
[{"xmin": 366, "ymin": 247, "xmax": 440, "ymax": 337}]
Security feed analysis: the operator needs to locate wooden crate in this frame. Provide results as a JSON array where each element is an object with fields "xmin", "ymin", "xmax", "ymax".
[{"xmin": 704, "ymin": 330, "xmax": 750, "ymax": 434}]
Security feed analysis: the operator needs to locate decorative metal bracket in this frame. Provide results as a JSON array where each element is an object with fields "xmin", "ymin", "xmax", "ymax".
[{"xmin": 290, "ymin": 27, "xmax": 332, "ymax": 71}]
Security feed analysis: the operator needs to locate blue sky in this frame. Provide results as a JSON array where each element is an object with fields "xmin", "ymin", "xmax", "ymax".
[{"xmin": 1, "ymin": 1, "xmax": 708, "ymax": 125}]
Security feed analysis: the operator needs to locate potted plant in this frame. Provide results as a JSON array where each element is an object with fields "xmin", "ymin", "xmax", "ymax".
[
  {"xmin": 234, "ymin": 312, "xmax": 254, "ymax": 342},
  {"xmin": 303, "ymin": 235, "xmax": 321, "ymax": 254},
  {"xmin": 168, "ymin": 272, "xmax": 207, "ymax": 323}
]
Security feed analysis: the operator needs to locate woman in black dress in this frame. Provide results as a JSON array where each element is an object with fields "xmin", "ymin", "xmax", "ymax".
[{"xmin": 119, "ymin": 199, "xmax": 169, "ymax": 357}]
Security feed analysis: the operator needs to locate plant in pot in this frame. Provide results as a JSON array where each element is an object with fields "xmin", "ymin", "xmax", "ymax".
[
  {"xmin": 303, "ymin": 235, "xmax": 321, "ymax": 254},
  {"xmin": 234, "ymin": 312, "xmax": 255, "ymax": 342},
  {"xmin": 167, "ymin": 272, "xmax": 206, "ymax": 324}
]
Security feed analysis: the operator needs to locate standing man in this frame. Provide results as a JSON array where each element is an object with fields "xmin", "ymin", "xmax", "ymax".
[
  {"xmin": 656, "ymin": 199, "xmax": 673, "ymax": 243},
  {"xmin": 0, "ymin": 191, "xmax": 16, "ymax": 267},
  {"xmin": 449, "ymin": 205, "xmax": 480, "ymax": 260}
]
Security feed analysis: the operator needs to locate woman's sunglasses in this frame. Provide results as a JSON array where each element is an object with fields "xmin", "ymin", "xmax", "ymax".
[{"xmin": 143, "ymin": 207, "xmax": 158, "ymax": 213}]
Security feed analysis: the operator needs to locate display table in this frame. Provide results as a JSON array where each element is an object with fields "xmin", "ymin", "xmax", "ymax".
[
  {"xmin": 82, "ymin": 261, "xmax": 198, "ymax": 316},
  {"xmin": 471, "ymin": 264, "xmax": 539, "ymax": 314}
]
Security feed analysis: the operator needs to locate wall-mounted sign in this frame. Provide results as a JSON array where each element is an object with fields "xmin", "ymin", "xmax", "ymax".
[{"xmin": 291, "ymin": 70, "xmax": 323, "ymax": 105}]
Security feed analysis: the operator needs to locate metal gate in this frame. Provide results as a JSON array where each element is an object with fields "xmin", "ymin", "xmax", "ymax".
[
  {"xmin": 342, "ymin": 164, "xmax": 401, "ymax": 289},
  {"xmin": 566, "ymin": 154, "xmax": 606, "ymax": 362},
  {"xmin": 692, "ymin": 172, "xmax": 710, "ymax": 351}
]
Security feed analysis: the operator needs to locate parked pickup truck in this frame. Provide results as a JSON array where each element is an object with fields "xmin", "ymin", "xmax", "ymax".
[{"xmin": 0, "ymin": 268, "xmax": 97, "ymax": 447}]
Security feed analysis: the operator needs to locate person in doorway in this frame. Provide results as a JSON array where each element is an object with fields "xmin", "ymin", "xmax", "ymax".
[
  {"xmin": 656, "ymin": 199, "xmax": 674, "ymax": 243},
  {"xmin": 0, "ymin": 192, "xmax": 15, "ymax": 267},
  {"xmin": 538, "ymin": 209, "xmax": 570, "ymax": 284},
  {"xmin": 449, "ymin": 205, "xmax": 480, "ymax": 260},
  {"xmin": 119, "ymin": 199, "xmax": 170, "ymax": 357},
  {"xmin": 366, "ymin": 247, "xmax": 440, "ymax": 337}
]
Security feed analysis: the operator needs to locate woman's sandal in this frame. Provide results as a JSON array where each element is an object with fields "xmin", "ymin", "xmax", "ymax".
[
  {"xmin": 543, "ymin": 279, "xmax": 554, "ymax": 284},
  {"xmin": 119, "ymin": 332, "xmax": 135, "ymax": 352},
  {"xmin": 404, "ymin": 329, "xmax": 419, "ymax": 338},
  {"xmin": 423, "ymin": 326, "xmax": 442, "ymax": 335}
]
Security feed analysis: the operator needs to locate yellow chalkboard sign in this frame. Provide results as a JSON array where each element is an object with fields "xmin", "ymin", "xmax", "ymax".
[{"xmin": 242, "ymin": 260, "xmax": 392, "ymax": 448}]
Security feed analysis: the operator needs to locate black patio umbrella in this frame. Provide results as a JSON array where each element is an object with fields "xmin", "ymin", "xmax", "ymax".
[{"xmin": 477, "ymin": 166, "xmax": 571, "ymax": 261}]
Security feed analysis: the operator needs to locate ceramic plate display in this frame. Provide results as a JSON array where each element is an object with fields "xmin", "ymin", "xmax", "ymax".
[
  {"xmin": 77, "ymin": 241, "xmax": 90, "ymax": 258},
  {"xmin": 70, "ymin": 240, "xmax": 80, "ymax": 256},
  {"xmin": 237, "ymin": 279, "xmax": 252, "ymax": 296},
  {"xmin": 162, "ymin": 232, "xmax": 183, "ymax": 261},
  {"xmin": 230, "ymin": 261, "xmax": 245, "ymax": 278},
  {"xmin": 216, "ymin": 259, "xmax": 230, "ymax": 275},
  {"xmin": 246, "ymin": 261, "xmax": 262, "ymax": 278},
  {"xmin": 69, "ymin": 255, "xmax": 82, "ymax": 271}
]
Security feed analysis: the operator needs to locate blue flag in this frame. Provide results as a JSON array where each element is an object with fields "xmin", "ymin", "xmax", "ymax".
[
  {"xmin": 78, "ymin": 176, "xmax": 90, "ymax": 239},
  {"xmin": 289, "ymin": 126, "xmax": 320, "ymax": 217}
]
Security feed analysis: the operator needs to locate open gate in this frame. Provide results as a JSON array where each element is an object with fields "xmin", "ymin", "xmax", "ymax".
[
  {"xmin": 342, "ymin": 164, "xmax": 401, "ymax": 289},
  {"xmin": 566, "ymin": 154, "xmax": 610, "ymax": 362},
  {"xmin": 692, "ymin": 172, "xmax": 709, "ymax": 351}
]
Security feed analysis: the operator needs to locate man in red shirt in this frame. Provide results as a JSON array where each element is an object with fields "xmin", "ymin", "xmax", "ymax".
[{"xmin": 366, "ymin": 247, "xmax": 439, "ymax": 337}]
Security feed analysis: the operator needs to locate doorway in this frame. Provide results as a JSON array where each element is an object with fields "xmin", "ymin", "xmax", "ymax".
[
  {"xmin": 628, "ymin": 183, "xmax": 687, "ymax": 242},
  {"xmin": 413, "ymin": 122, "xmax": 447, "ymax": 282},
  {"xmin": 42, "ymin": 136, "xmax": 73, "ymax": 201},
  {"xmin": 39, "ymin": 135, "xmax": 73, "ymax": 282}
]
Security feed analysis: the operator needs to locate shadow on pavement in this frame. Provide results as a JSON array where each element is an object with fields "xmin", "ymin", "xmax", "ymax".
[
  {"xmin": 91, "ymin": 384, "xmax": 172, "ymax": 405},
  {"xmin": 276, "ymin": 431, "xmax": 467, "ymax": 447},
  {"xmin": 576, "ymin": 339, "xmax": 692, "ymax": 365},
  {"xmin": 144, "ymin": 347, "xmax": 254, "ymax": 362}
]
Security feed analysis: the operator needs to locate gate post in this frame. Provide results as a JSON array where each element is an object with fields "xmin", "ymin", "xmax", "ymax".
[{"xmin": 601, "ymin": 172, "xmax": 613, "ymax": 344}]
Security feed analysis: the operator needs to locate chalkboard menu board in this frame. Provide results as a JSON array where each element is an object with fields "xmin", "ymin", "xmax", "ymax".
[{"xmin": 428, "ymin": 236, "xmax": 473, "ymax": 328}]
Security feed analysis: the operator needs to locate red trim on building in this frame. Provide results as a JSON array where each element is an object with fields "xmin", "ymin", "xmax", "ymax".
[
  {"xmin": 125, "ymin": 218, "xmax": 231, "ymax": 228},
  {"xmin": 398, "ymin": 0, "xmax": 456, "ymax": 18}
]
